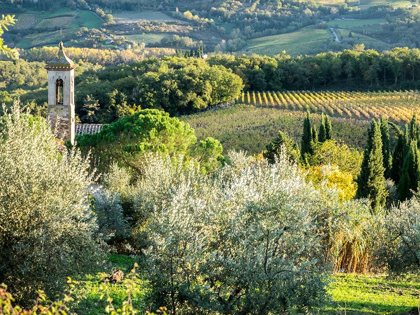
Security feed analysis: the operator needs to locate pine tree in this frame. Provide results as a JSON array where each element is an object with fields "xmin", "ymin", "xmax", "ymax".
[
  {"xmin": 398, "ymin": 140, "xmax": 420, "ymax": 201},
  {"xmin": 264, "ymin": 131, "xmax": 300, "ymax": 163},
  {"xmin": 325, "ymin": 115, "xmax": 332, "ymax": 140},
  {"xmin": 301, "ymin": 111, "xmax": 313, "ymax": 160},
  {"xmin": 318, "ymin": 113, "xmax": 327, "ymax": 143},
  {"xmin": 380, "ymin": 116, "xmax": 392, "ymax": 176},
  {"xmin": 356, "ymin": 119, "xmax": 387, "ymax": 214}
]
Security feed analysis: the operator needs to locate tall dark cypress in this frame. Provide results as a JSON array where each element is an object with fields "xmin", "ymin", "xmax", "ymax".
[
  {"xmin": 410, "ymin": 114, "xmax": 419, "ymax": 142},
  {"xmin": 390, "ymin": 131, "xmax": 405, "ymax": 185},
  {"xmin": 312, "ymin": 126, "xmax": 318, "ymax": 144},
  {"xmin": 398, "ymin": 140, "xmax": 420, "ymax": 201},
  {"xmin": 325, "ymin": 115, "xmax": 332, "ymax": 140},
  {"xmin": 357, "ymin": 119, "xmax": 387, "ymax": 214},
  {"xmin": 380, "ymin": 116, "xmax": 392, "ymax": 177},
  {"xmin": 318, "ymin": 113, "xmax": 327, "ymax": 143},
  {"xmin": 301, "ymin": 111, "xmax": 313, "ymax": 159}
]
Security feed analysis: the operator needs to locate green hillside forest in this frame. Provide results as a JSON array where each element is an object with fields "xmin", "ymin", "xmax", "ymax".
[{"xmin": 1, "ymin": 7, "xmax": 420, "ymax": 315}]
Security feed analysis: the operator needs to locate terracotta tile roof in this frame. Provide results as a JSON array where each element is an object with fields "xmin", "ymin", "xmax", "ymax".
[{"xmin": 75, "ymin": 124, "xmax": 103, "ymax": 135}]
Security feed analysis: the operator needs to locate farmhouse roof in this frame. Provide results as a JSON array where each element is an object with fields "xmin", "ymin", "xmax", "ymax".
[
  {"xmin": 76, "ymin": 124, "xmax": 103, "ymax": 135},
  {"xmin": 45, "ymin": 42, "xmax": 77, "ymax": 70}
]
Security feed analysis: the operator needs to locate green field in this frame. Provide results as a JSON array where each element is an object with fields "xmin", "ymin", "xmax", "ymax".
[
  {"xmin": 72, "ymin": 10, "xmax": 103, "ymax": 29},
  {"xmin": 126, "ymin": 33, "xmax": 171, "ymax": 44},
  {"xmin": 13, "ymin": 9, "xmax": 103, "ymax": 48},
  {"xmin": 35, "ymin": 15, "xmax": 75, "ymax": 29},
  {"xmin": 359, "ymin": 0, "xmax": 413, "ymax": 8},
  {"xmin": 335, "ymin": 29, "xmax": 390, "ymax": 48},
  {"xmin": 243, "ymin": 27, "xmax": 330, "ymax": 57},
  {"xmin": 113, "ymin": 10, "xmax": 184, "ymax": 23},
  {"xmin": 327, "ymin": 18, "xmax": 387, "ymax": 28}
]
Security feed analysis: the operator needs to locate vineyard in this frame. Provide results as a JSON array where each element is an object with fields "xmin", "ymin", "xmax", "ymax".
[{"xmin": 239, "ymin": 90, "xmax": 420, "ymax": 123}]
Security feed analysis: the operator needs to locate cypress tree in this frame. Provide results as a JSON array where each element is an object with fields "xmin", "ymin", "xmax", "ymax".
[
  {"xmin": 410, "ymin": 113, "xmax": 419, "ymax": 142},
  {"xmin": 312, "ymin": 125, "xmax": 318, "ymax": 144},
  {"xmin": 380, "ymin": 116, "xmax": 392, "ymax": 176},
  {"xmin": 264, "ymin": 131, "xmax": 299, "ymax": 163},
  {"xmin": 318, "ymin": 113, "xmax": 327, "ymax": 143},
  {"xmin": 325, "ymin": 115, "xmax": 332, "ymax": 140},
  {"xmin": 398, "ymin": 140, "xmax": 420, "ymax": 201},
  {"xmin": 356, "ymin": 119, "xmax": 387, "ymax": 214},
  {"xmin": 301, "ymin": 111, "xmax": 313, "ymax": 159},
  {"xmin": 390, "ymin": 131, "xmax": 405, "ymax": 184}
]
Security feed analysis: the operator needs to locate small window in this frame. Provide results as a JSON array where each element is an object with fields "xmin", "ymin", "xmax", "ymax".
[{"xmin": 56, "ymin": 79, "xmax": 64, "ymax": 105}]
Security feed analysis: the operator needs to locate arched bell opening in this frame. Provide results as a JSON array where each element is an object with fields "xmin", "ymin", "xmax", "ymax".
[{"xmin": 56, "ymin": 79, "xmax": 64, "ymax": 105}]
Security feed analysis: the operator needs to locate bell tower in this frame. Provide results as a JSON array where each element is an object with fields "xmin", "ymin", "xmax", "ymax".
[{"xmin": 45, "ymin": 42, "xmax": 77, "ymax": 144}]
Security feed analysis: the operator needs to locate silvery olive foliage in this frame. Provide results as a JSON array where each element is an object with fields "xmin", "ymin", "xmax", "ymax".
[
  {"xmin": 135, "ymin": 151, "xmax": 332, "ymax": 314},
  {"xmin": 0, "ymin": 105, "xmax": 105, "ymax": 301},
  {"xmin": 93, "ymin": 190, "xmax": 130, "ymax": 241},
  {"xmin": 374, "ymin": 198, "xmax": 420, "ymax": 273}
]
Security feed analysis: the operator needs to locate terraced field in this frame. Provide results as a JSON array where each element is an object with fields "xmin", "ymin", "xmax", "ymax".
[{"xmin": 240, "ymin": 90, "xmax": 420, "ymax": 123}]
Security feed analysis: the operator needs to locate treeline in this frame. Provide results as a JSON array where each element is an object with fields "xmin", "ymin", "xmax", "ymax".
[
  {"xmin": 75, "ymin": 57, "xmax": 243, "ymax": 122},
  {"xmin": 208, "ymin": 46, "xmax": 420, "ymax": 91}
]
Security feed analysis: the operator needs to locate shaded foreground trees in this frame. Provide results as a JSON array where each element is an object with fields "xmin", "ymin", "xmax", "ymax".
[{"xmin": 0, "ymin": 105, "xmax": 105, "ymax": 301}]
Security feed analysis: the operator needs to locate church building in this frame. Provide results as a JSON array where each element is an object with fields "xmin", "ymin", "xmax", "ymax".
[{"xmin": 45, "ymin": 42, "xmax": 102, "ymax": 144}]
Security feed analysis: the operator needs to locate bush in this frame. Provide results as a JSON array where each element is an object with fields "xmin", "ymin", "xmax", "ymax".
[
  {"xmin": 0, "ymin": 105, "xmax": 105, "ymax": 302},
  {"xmin": 374, "ymin": 198, "xmax": 420, "ymax": 273},
  {"xmin": 136, "ymin": 152, "xmax": 332, "ymax": 314}
]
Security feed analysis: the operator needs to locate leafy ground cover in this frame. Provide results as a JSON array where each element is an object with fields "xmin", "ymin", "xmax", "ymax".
[
  {"xmin": 243, "ymin": 26, "xmax": 330, "ymax": 56},
  {"xmin": 69, "ymin": 254, "xmax": 150, "ymax": 314},
  {"xmin": 181, "ymin": 105, "xmax": 369, "ymax": 154}
]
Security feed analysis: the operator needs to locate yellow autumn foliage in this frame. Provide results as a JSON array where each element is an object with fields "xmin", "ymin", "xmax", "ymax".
[{"xmin": 307, "ymin": 165, "xmax": 357, "ymax": 201}]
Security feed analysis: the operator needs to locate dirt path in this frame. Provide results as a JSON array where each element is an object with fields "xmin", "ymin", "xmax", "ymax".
[{"xmin": 330, "ymin": 27, "xmax": 340, "ymax": 42}]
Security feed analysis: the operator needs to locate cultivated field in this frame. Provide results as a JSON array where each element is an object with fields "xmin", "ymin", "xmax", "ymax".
[
  {"xmin": 327, "ymin": 18, "xmax": 387, "ymax": 28},
  {"xmin": 182, "ymin": 105, "xmax": 369, "ymax": 154},
  {"xmin": 240, "ymin": 90, "xmax": 420, "ymax": 123},
  {"xmin": 113, "ymin": 10, "xmax": 184, "ymax": 23},
  {"xmin": 243, "ymin": 27, "xmax": 330, "ymax": 56}
]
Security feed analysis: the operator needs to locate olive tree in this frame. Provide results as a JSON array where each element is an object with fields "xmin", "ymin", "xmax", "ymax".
[
  {"xmin": 0, "ymin": 106, "xmax": 105, "ymax": 302},
  {"xmin": 134, "ymin": 151, "xmax": 332, "ymax": 314},
  {"xmin": 374, "ymin": 198, "xmax": 420, "ymax": 273}
]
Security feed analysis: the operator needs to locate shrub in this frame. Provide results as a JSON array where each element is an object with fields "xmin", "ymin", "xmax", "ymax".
[
  {"xmin": 374, "ymin": 198, "xmax": 420, "ymax": 273},
  {"xmin": 136, "ymin": 152, "xmax": 332, "ymax": 314},
  {"xmin": 0, "ymin": 105, "xmax": 105, "ymax": 302}
]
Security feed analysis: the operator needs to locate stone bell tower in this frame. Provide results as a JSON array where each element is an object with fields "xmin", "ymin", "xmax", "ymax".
[{"xmin": 45, "ymin": 42, "xmax": 77, "ymax": 144}]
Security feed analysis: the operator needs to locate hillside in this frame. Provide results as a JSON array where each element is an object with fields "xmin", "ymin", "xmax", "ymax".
[{"xmin": 2, "ymin": 0, "xmax": 420, "ymax": 56}]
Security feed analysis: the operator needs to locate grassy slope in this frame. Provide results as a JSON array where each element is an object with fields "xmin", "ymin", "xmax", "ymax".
[
  {"xmin": 243, "ymin": 27, "xmax": 330, "ymax": 57},
  {"xmin": 126, "ymin": 33, "xmax": 171, "ymax": 44},
  {"xmin": 325, "ymin": 274, "xmax": 420, "ymax": 314},
  {"xmin": 181, "ymin": 105, "xmax": 369, "ymax": 154}
]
